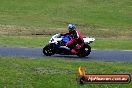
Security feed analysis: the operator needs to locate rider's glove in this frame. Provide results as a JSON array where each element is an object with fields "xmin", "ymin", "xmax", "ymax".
[{"xmin": 65, "ymin": 43, "xmax": 69, "ymax": 47}]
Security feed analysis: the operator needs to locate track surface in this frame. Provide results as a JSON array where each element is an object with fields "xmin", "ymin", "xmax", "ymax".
[{"xmin": 0, "ymin": 47, "xmax": 132, "ymax": 62}]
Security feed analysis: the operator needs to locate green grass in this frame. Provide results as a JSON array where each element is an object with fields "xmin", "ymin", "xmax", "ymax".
[
  {"xmin": 0, "ymin": 36, "xmax": 49, "ymax": 47},
  {"xmin": 0, "ymin": 36, "xmax": 132, "ymax": 50},
  {"xmin": 0, "ymin": 56, "xmax": 132, "ymax": 88},
  {"xmin": 0, "ymin": 0, "xmax": 131, "ymax": 28},
  {"xmin": 0, "ymin": 0, "xmax": 132, "ymax": 37},
  {"xmin": 93, "ymin": 38, "xmax": 132, "ymax": 50}
]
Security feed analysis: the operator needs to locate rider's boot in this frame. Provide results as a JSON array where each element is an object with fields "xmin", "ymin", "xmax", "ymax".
[{"xmin": 71, "ymin": 49, "xmax": 77, "ymax": 55}]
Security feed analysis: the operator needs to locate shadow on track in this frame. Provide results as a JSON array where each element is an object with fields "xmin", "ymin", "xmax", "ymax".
[{"xmin": 46, "ymin": 54, "xmax": 94, "ymax": 61}]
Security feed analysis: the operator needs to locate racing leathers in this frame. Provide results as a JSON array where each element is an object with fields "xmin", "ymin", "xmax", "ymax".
[{"xmin": 62, "ymin": 30, "xmax": 84, "ymax": 55}]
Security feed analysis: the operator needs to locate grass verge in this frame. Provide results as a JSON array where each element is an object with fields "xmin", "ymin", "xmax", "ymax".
[
  {"xmin": 0, "ymin": 56, "xmax": 132, "ymax": 88},
  {"xmin": 0, "ymin": 36, "xmax": 132, "ymax": 50}
]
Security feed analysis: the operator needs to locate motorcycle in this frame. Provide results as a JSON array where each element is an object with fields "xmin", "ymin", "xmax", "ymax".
[{"xmin": 43, "ymin": 33, "xmax": 95, "ymax": 57}]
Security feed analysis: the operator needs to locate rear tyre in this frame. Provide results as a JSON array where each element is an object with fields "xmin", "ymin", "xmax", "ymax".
[
  {"xmin": 77, "ymin": 44, "xmax": 91, "ymax": 57},
  {"xmin": 84, "ymin": 44, "xmax": 91, "ymax": 56},
  {"xmin": 43, "ymin": 44, "xmax": 55, "ymax": 56}
]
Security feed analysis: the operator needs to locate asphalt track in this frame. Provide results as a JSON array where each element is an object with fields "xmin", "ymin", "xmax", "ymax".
[{"xmin": 0, "ymin": 47, "xmax": 132, "ymax": 62}]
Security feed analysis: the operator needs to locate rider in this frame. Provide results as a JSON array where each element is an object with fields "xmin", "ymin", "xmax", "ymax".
[{"xmin": 61, "ymin": 24, "xmax": 84, "ymax": 55}]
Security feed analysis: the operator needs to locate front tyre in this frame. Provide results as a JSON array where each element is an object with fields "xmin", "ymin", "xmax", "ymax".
[{"xmin": 43, "ymin": 44, "xmax": 55, "ymax": 56}]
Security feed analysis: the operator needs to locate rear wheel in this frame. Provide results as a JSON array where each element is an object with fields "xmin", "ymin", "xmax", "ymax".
[
  {"xmin": 43, "ymin": 44, "xmax": 55, "ymax": 56},
  {"xmin": 84, "ymin": 44, "xmax": 91, "ymax": 56},
  {"xmin": 77, "ymin": 44, "xmax": 91, "ymax": 57}
]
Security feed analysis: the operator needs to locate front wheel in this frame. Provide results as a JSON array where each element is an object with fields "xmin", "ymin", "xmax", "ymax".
[
  {"xmin": 77, "ymin": 44, "xmax": 91, "ymax": 57},
  {"xmin": 43, "ymin": 44, "xmax": 55, "ymax": 56}
]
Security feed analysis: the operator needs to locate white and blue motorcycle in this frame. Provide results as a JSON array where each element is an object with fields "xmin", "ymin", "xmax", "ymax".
[{"xmin": 43, "ymin": 33, "xmax": 95, "ymax": 57}]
